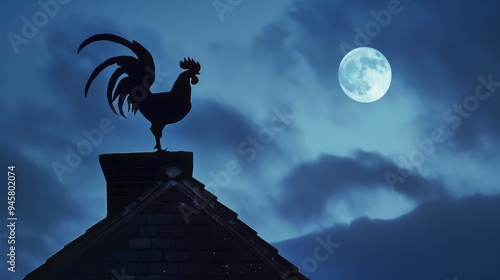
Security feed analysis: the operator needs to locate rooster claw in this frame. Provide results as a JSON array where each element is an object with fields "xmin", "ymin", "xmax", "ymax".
[{"xmin": 154, "ymin": 147, "xmax": 168, "ymax": 153}]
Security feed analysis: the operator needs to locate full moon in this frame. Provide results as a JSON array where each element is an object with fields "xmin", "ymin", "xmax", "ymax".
[{"xmin": 338, "ymin": 47, "xmax": 392, "ymax": 103}]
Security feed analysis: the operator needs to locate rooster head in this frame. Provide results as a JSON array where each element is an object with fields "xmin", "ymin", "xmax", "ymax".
[{"xmin": 180, "ymin": 57, "xmax": 201, "ymax": 85}]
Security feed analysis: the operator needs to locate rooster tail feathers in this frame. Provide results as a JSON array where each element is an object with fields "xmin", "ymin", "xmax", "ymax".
[
  {"xmin": 107, "ymin": 67, "xmax": 126, "ymax": 115},
  {"xmin": 79, "ymin": 33, "xmax": 157, "ymax": 116},
  {"xmin": 117, "ymin": 90, "xmax": 128, "ymax": 118},
  {"xmin": 84, "ymin": 55, "xmax": 130, "ymax": 96},
  {"xmin": 77, "ymin": 33, "xmax": 156, "ymax": 82},
  {"xmin": 78, "ymin": 33, "xmax": 136, "ymax": 55},
  {"xmin": 113, "ymin": 77, "xmax": 133, "ymax": 118}
]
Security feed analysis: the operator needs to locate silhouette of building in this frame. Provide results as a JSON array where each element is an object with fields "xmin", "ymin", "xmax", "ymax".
[{"xmin": 24, "ymin": 152, "xmax": 308, "ymax": 279}]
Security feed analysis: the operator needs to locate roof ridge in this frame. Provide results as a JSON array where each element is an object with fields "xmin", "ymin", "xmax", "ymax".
[{"xmin": 176, "ymin": 178, "xmax": 308, "ymax": 280}]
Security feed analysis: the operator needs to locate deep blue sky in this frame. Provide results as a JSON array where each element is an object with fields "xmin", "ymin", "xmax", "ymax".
[{"xmin": 1, "ymin": 0, "xmax": 500, "ymax": 279}]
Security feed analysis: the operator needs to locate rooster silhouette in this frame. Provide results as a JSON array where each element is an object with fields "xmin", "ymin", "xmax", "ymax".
[{"xmin": 78, "ymin": 33, "xmax": 200, "ymax": 152}]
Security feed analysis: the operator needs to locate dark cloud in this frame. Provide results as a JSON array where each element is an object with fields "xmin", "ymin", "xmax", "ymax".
[
  {"xmin": 276, "ymin": 150, "xmax": 447, "ymax": 222},
  {"xmin": 252, "ymin": 22, "xmax": 297, "ymax": 74},
  {"xmin": 171, "ymin": 98, "xmax": 257, "ymax": 155},
  {"xmin": 275, "ymin": 194, "xmax": 500, "ymax": 279},
  {"xmin": 392, "ymin": 0, "xmax": 500, "ymax": 157},
  {"xmin": 441, "ymin": 80, "xmax": 500, "ymax": 157},
  {"xmin": 287, "ymin": 0, "xmax": 358, "ymax": 74}
]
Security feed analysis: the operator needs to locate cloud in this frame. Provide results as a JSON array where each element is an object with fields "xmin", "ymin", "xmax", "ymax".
[
  {"xmin": 276, "ymin": 150, "xmax": 447, "ymax": 223},
  {"xmin": 274, "ymin": 194, "xmax": 500, "ymax": 279},
  {"xmin": 442, "ymin": 85, "xmax": 500, "ymax": 158},
  {"xmin": 252, "ymin": 22, "xmax": 297, "ymax": 75},
  {"xmin": 171, "ymin": 98, "xmax": 257, "ymax": 156}
]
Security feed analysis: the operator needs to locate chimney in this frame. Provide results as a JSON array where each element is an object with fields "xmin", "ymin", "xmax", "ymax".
[{"xmin": 99, "ymin": 152, "xmax": 193, "ymax": 216}]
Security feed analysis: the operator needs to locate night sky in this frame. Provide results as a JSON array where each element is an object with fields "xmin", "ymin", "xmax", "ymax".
[{"xmin": 1, "ymin": 0, "xmax": 500, "ymax": 279}]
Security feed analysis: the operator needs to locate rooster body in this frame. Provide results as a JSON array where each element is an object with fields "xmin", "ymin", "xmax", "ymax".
[{"xmin": 78, "ymin": 33, "xmax": 200, "ymax": 151}]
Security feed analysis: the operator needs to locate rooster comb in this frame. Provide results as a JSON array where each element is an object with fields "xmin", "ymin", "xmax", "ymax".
[{"xmin": 180, "ymin": 57, "xmax": 201, "ymax": 72}]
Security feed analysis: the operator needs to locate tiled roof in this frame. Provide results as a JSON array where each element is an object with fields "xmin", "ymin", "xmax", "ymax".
[{"xmin": 24, "ymin": 152, "xmax": 308, "ymax": 280}]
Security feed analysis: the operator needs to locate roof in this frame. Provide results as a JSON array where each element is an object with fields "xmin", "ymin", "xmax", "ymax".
[{"xmin": 24, "ymin": 152, "xmax": 308, "ymax": 280}]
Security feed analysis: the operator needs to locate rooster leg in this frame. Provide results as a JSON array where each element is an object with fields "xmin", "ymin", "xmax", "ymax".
[
  {"xmin": 154, "ymin": 137, "xmax": 162, "ymax": 152},
  {"xmin": 150, "ymin": 124, "xmax": 166, "ymax": 152}
]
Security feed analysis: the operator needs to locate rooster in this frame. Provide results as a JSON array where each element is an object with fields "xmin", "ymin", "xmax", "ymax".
[{"xmin": 77, "ymin": 33, "xmax": 201, "ymax": 152}]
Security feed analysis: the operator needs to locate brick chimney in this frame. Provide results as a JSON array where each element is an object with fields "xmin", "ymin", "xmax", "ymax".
[{"xmin": 99, "ymin": 152, "xmax": 193, "ymax": 216}]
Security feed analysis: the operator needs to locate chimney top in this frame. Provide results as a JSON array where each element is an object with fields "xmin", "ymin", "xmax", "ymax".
[{"xmin": 99, "ymin": 151, "xmax": 193, "ymax": 216}]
